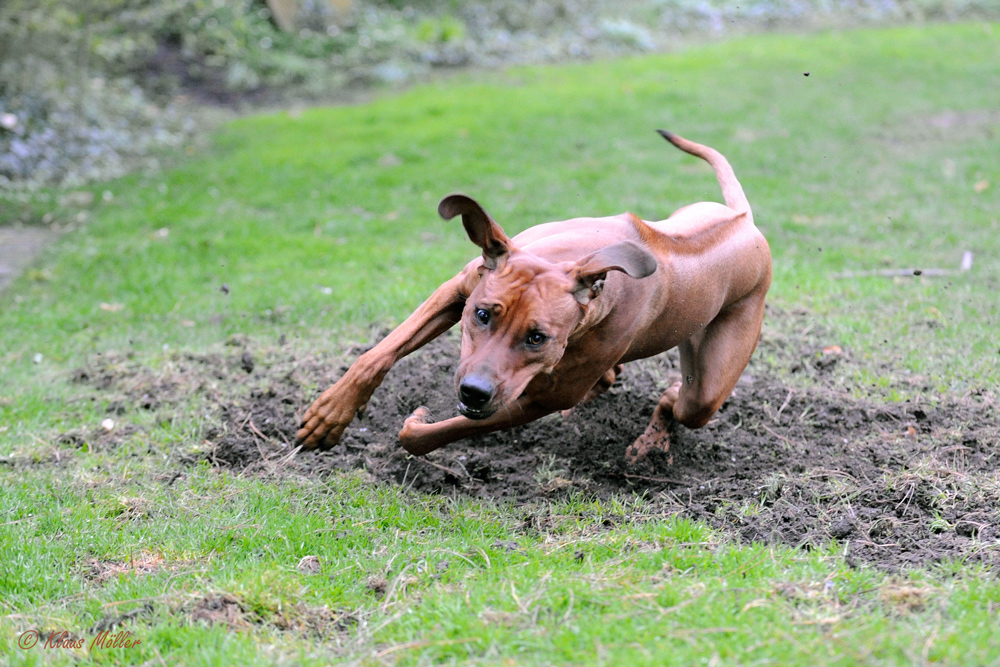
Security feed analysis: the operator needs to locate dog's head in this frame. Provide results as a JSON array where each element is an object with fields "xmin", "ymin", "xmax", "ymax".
[{"xmin": 439, "ymin": 194, "xmax": 656, "ymax": 420}]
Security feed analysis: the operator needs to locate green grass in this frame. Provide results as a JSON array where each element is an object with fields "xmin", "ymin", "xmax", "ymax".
[
  {"xmin": 2, "ymin": 22, "xmax": 1000, "ymax": 666},
  {"xmin": 4, "ymin": 465, "xmax": 1000, "ymax": 665}
]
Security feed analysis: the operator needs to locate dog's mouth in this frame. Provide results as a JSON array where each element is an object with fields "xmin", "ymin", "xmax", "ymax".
[{"xmin": 458, "ymin": 402, "xmax": 495, "ymax": 420}]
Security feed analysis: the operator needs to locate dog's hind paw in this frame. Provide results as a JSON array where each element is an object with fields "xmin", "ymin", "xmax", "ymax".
[{"xmin": 626, "ymin": 424, "xmax": 672, "ymax": 465}]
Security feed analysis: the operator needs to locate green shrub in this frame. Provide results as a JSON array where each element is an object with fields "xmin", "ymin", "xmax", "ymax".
[
  {"xmin": 3, "ymin": 0, "xmax": 999, "ymax": 189},
  {"xmin": 0, "ymin": 0, "xmax": 193, "ymax": 191}
]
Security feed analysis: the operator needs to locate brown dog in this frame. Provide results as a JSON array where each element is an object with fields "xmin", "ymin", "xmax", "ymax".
[{"xmin": 296, "ymin": 132, "xmax": 771, "ymax": 462}]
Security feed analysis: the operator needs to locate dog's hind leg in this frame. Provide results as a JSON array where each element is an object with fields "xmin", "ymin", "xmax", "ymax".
[
  {"xmin": 626, "ymin": 288, "xmax": 767, "ymax": 463},
  {"xmin": 584, "ymin": 363, "xmax": 624, "ymax": 402},
  {"xmin": 625, "ymin": 380, "xmax": 681, "ymax": 463}
]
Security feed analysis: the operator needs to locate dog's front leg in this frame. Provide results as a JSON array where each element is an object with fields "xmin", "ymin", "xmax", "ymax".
[
  {"xmin": 296, "ymin": 272, "xmax": 472, "ymax": 450},
  {"xmin": 399, "ymin": 398, "xmax": 552, "ymax": 456}
]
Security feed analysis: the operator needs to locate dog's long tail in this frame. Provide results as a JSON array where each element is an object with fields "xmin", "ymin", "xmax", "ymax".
[{"xmin": 657, "ymin": 130, "xmax": 750, "ymax": 216}]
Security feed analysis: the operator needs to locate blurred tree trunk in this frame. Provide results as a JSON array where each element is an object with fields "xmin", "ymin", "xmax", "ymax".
[
  {"xmin": 329, "ymin": 0, "xmax": 353, "ymax": 18},
  {"xmin": 76, "ymin": 0, "xmax": 92, "ymax": 114},
  {"xmin": 266, "ymin": 0, "xmax": 353, "ymax": 32},
  {"xmin": 266, "ymin": 0, "xmax": 298, "ymax": 31}
]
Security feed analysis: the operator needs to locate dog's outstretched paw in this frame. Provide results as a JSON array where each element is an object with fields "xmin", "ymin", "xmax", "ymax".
[
  {"xmin": 296, "ymin": 379, "xmax": 369, "ymax": 450},
  {"xmin": 403, "ymin": 406, "xmax": 431, "ymax": 427}
]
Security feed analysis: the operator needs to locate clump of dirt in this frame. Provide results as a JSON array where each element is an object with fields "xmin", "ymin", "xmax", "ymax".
[{"xmin": 69, "ymin": 328, "xmax": 1000, "ymax": 571}]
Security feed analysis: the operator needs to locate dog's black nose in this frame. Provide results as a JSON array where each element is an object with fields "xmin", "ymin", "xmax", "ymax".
[{"xmin": 459, "ymin": 375, "xmax": 494, "ymax": 411}]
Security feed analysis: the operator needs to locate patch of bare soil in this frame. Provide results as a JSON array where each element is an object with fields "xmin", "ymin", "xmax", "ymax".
[
  {"xmin": 84, "ymin": 552, "xmax": 165, "ymax": 585},
  {"xmin": 886, "ymin": 108, "xmax": 1000, "ymax": 144},
  {"xmin": 69, "ymin": 327, "xmax": 1000, "ymax": 572},
  {"xmin": 176, "ymin": 593, "xmax": 356, "ymax": 639},
  {"xmin": 185, "ymin": 594, "xmax": 253, "ymax": 629}
]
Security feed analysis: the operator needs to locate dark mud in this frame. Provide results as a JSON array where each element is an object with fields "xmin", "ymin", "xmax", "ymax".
[{"xmin": 69, "ymin": 326, "xmax": 1000, "ymax": 571}]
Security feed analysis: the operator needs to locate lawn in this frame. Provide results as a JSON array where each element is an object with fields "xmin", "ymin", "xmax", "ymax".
[{"xmin": 2, "ymin": 22, "xmax": 999, "ymax": 666}]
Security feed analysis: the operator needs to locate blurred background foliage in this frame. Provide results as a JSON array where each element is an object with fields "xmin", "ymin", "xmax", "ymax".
[{"xmin": 2, "ymin": 0, "xmax": 998, "ymax": 191}]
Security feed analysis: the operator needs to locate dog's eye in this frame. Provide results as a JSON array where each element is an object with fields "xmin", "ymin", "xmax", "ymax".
[
  {"xmin": 525, "ymin": 331, "xmax": 547, "ymax": 347},
  {"xmin": 475, "ymin": 309, "xmax": 490, "ymax": 325}
]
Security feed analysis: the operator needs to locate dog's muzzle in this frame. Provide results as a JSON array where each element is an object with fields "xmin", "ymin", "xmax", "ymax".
[{"xmin": 458, "ymin": 375, "xmax": 495, "ymax": 420}]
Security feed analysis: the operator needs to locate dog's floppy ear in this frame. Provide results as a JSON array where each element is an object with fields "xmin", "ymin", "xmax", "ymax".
[
  {"xmin": 572, "ymin": 241, "xmax": 657, "ymax": 304},
  {"xmin": 439, "ymin": 194, "xmax": 511, "ymax": 270}
]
